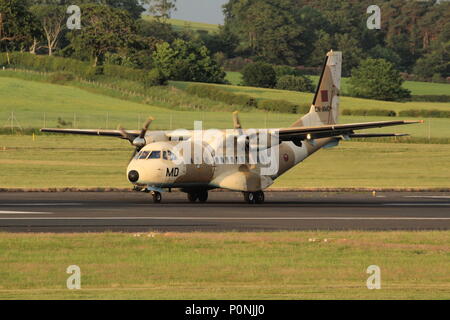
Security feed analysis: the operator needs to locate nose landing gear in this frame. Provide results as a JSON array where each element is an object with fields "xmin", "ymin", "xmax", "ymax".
[{"xmin": 244, "ymin": 191, "xmax": 265, "ymax": 204}]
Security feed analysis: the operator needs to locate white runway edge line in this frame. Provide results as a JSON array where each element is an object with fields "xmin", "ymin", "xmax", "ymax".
[
  {"xmin": 0, "ymin": 217, "xmax": 449, "ymax": 221},
  {"xmin": 0, "ymin": 211, "xmax": 53, "ymax": 215},
  {"xmin": 1, "ymin": 203, "xmax": 83, "ymax": 206}
]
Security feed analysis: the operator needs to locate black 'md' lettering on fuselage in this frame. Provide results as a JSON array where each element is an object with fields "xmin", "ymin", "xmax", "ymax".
[{"xmin": 166, "ymin": 168, "xmax": 179, "ymax": 177}]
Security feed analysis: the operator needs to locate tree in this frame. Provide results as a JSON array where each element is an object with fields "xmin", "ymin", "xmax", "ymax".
[
  {"xmin": 27, "ymin": 0, "xmax": 145, "ymax": 20},
  {"xmin": 0, "ymin": 0, "xmax": 39, "ymax": 52},
  {"xmin": 349, "ymin": 58, "xmax": 411, "ymax": 101},
  {"xmin": 30, "ymin": 5, "xmax": 66, "ymax": 56},
  {"xmin": 242, "ymin": 62, "xmax": 276, "ymax": 88},
  {"xmin": 413, "ymin": 23, "xmax": 450, "ymax": 79},
  {"xmin": 66, "ymin": 4, "xmax": 137, "ymax": 66},
  {"xmin": 152, "ymin": 39, "xmax": 226, "ymax": 83},
  {"xmin": 144, "ymin": 0, "xmax": 177, "ymax": 20}
]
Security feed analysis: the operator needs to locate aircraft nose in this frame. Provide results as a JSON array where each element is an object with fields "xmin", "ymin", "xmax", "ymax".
[{"xmin": 128, "ymin": 170, "xmax": 139, "ymax": 183}]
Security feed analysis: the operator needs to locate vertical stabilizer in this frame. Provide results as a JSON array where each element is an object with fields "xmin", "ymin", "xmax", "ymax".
[{"xmin": 291, "ymin": 50, "xmax": 342, "ymax": 127}]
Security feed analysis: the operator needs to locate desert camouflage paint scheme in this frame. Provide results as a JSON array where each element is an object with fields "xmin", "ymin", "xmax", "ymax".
[{"xmin": 41, "ymin": 51, "xmax": 421, "ymax": 203}]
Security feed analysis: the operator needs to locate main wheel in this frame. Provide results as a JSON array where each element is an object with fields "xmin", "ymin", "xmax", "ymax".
[
  {"xmin": 255, "ymin": 191, "xmax": 265, "ymax": 204},
  {"xmin": 152, "ymin": 191, "xmax": 162, "ymax": 203},
  {"xmin": 244, "ymin": 192, "xmax": 256, "ymax": 204},
  {"xmin": 198, "ymin": 191, "xmax": 208, "ymax": 203},
  {"xmin": 188, "ymin": 192, "xmax": 198, "ymax": 203}
]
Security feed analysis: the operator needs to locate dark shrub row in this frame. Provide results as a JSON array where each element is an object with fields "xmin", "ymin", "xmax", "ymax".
[
  {"xmin": 399, "ymin": 109, "xmax": 450, "ymax": 118},
  {"xmin": 410, "ymin": 95, "xmax": 450, "ymax": 102},
  {"xmin": 0, "ymin": 52, "xmax": 150, "ymax": 82},
  {"xmin": 186, "ymin": 84, "xmax": 258, "ymax": 108},
  {"xmin": 186, "ymin": 84, "xmax": 310, "ymax": 114},
  {"xmin": 342, "ymin": 109, "xmax": 397, "ymax": 117},
  {"xmin": 0, "ymin": 52, "xmax": 97, "ymax": 79},
  {"xmin": 342, "ymin": 108, "xmax": 450, "ymax": 118}
]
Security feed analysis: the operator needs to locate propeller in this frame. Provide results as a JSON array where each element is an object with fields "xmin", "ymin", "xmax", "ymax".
[
  {"xmin": 119, "ymin": 116, "xmax": 155, "ymax": 162},
  {"xmin": 233, "ymin": 111, "xmax": 242, "ymax": 130}
]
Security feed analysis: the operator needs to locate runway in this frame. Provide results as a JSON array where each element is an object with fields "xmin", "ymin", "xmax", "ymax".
[{"xmin": 0, "ymin": 191, "xmax": 449, "ymax": 232}]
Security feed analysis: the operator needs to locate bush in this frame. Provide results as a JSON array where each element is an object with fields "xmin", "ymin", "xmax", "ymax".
[
  {"xmin": 144, "ymin": 68, "xmax": 168, "ymax": 87},
  {"xmin": 242, "ymin": 62, "xmax": 277, "ymax": 88},
  {"xmin": 341, "ymin": 109, "xmax": 397, "ymax": 117},
  {"xmin": 273, "ymin": 65, "xmax": 303, "ymax": 78},
  {"xmin": 259, "ymin": 99, "xmax": 298, "ymax": 114},
  {"xmin": 48, "ymin": 72, "xmax": 75, "ymax": 84},
  {"xmin": 349, "ymin": 58, "xmax": 411, "ymax": 101},
  {"xmin": 399, "ymin": 109, "xmax": 450, "ymax": 118},
  {"xmin": 186, "ymin": 84, "xmax": 257, "ymax": 108},
  {"xmin": 276, "ymin": 75, "xmax": 315, "ymax": 93},
  {"xmin": 410, "ymin": 95, "xmax": 450, "ymax": 102}
]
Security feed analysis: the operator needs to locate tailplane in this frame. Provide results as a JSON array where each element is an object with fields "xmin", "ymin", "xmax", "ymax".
[{"xmin": 292, "ymin": 50, "xmax": 342, "ymax": 127}]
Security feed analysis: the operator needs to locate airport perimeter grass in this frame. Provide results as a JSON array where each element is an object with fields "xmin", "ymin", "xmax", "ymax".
[
  {"xmin": 1, "ymin": 135, "xmax": 449, "ymax": 189},
  {"xmin": 1, "ymin": 76, "xmax": 449, "ymax": 139},
  {"xmin": 0, "ymin": 231, "xmax": 448, "ymax": 299}
]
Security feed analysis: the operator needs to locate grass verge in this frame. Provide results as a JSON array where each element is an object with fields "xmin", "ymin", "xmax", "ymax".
[
  {"xmin": 0, "ymin": 231, "xmax": 448, "ymax": 299},
  {"xmin": 1, "ymin": 135, "xmax": 449, "ymax": 188}
]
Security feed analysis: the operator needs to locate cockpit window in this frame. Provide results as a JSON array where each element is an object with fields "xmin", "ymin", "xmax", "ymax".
[
  {"xmin": 148, "ymin": 151, "xmax": 161, "ymax": 159},
  {"xmin": 139, "ymin": 151, "xmax": 150, "ymax": 160},
  {"xmin": 163, "ymin": 150, "xmax": 177, "ymax": 161}
]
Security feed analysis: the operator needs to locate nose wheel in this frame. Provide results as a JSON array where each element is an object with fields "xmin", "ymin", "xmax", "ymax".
[
  {"xmin": 151, "ymin": 191, "xmax": 162, "ymax": 203},
  {"xmin": 244, "ymin": 191, "xmax": 265, "ymax": 204}
]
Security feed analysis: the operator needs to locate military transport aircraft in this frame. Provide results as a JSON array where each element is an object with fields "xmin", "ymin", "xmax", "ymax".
[{"xmin": 41, "ymin": 51, "xmax": 422, "ymax": 204}]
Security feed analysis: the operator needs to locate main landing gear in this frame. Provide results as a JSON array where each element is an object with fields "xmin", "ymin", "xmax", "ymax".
[
  {"xmin": 187, "ymin": 190, "xmax": 209, "ymax": 203},
  {"xmin": 244, "ymin": 191, "xmax": 265, "ymax": 204},
  {"xmin": 151, "ymin": 191, "xmax": 162, "ymax": 203}
]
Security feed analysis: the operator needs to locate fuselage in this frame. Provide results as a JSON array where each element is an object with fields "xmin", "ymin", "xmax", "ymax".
[{"xmin": 126, "ymin": 132, "xmax": 335, "ymax": 192}]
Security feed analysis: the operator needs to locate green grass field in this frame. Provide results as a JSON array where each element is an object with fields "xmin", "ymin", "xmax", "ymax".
[
  {"xmin": 226, "ymin": 72, "xmax": 450, "ymax": 96},
  {"xmin": 2, "ymin": 76, "xmax": 449, "ymax": 140},
  {"xmin": 142, "ymin": 15, "xmax": 219, "ymax": 33},
  {"xmin": 0, "ymin": 231, "xmax": 448, "ymax": 299},
  {"xmin": 1, "ymin": 135, "xmax": 449, "ymax": 188},
  {"xmin": 194, "ymin": 81, "xmax": 450, "ymax": 113}
]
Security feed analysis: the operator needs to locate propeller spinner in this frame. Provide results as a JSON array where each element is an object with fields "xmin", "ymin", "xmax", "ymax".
[{"xmin": 119, "ymin": 117, "xmax": 155, "ymax": 161}]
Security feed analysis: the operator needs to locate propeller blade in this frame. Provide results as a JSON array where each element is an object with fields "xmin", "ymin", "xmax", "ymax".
[
  {"xmin": 129, "ymin": 148, "xmax": 138, "ymax": 162},
  {"xmin": 233, "ymin": 111, "xmax": 242, "ymax": 130},
  {"xmin": 139, "ymin": 117, "xmax": 155, "ymax": 139},
  {"xmin": 118, "ymin": 127, "xmax": 134, "ymax": 143}
]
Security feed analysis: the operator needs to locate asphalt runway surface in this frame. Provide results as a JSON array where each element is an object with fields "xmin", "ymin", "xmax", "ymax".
[{"xmin": 0, "ymin": 191, "xmax": 449, "ymax": 232}]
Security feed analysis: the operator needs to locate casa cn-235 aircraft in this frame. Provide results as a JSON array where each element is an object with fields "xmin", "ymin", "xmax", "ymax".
[{"xmin": 41, "ymin": 51, "xmax": 422, "ymax": 204}]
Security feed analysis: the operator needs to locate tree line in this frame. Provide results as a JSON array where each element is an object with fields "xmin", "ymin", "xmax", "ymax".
[
  {"xmin": 0, "ymin": 0, "xmax": 225, "ymax": 84},
  {"xmin": 219, "ymin": 0, "xmax": 449, "ymax": 81}
]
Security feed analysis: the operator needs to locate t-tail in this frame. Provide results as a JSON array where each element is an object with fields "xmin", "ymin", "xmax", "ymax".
[{"xmin": 292, "ymin": 50, "xmax": 342, "ymax": 128}]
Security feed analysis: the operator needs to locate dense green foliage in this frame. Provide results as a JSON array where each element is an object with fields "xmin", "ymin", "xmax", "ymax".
[
  {"xmin": 349, "ymin": 59, "xmax": 411, "ymax": 101},
  {"xmin": 222, "ymin": 0, "xmax": 450, "ymax": 79},
  {"xmin": 152, "ymin": 39, "xmax": 225, "ymax": 83},
  {"xmin": 242, "ymin": 62, "xmax": 277, "ymax": 88},
  {"xmin": 186, "ymin": 83, "xmax": 309, "ymax": 114}
]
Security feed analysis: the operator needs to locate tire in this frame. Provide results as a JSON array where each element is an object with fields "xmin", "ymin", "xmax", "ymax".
[
  {"xmin": 244, "ymin": 192, "xmax": 256, "ymax": 204},
  {"xmin": 152, "ymin": 192, "xmax": 162, "ymax": 203},
  {"xmin": 188, "ymin": 192, "xmax": 198, "ymax": 203},
  {"xmin": 198, "ymin": 191, "xmax": 208, "ymax": 203},
  {"xmin": 255, "ymin": 191, "xmax": 265, "ymax": 204}
]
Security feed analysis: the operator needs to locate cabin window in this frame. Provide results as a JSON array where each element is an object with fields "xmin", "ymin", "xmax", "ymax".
[{"xmin": 148, "ymin": 151, "xmax": 161, "ymax": 159}]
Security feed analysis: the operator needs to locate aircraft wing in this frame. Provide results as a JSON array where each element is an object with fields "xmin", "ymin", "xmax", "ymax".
[
  {"xmin": 278, "ymin": 120, "xmax": 422, "ymax": 141},
  {"xmin": 40, "ymin": 128, "xmax": 140, "ymax": 139}
]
